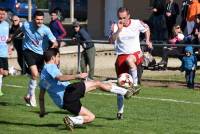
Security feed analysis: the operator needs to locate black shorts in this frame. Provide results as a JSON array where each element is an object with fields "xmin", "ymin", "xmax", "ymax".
[
  {"xmin": 23, "ymin": 49, "xmax": 44, "ymax": 72},
  {"xmin": 0, "ymin": 57, "xmax": 8, "ymax": 70},
  {"xmin": 63, "ymin": 82, "xmax": 86, "ymax": 115}
]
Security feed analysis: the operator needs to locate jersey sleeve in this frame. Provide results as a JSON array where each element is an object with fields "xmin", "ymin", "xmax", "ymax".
[
  {"xmin": 45, "ymin": 27, "xmax": 56, "ymax": 43},
  {"xmin": 46, "ymin": 64, "xmax": 62, "ymax": 79},
  {"xmin": 137, "ymin": 20, "xmax": 149, "ymax": 33}
]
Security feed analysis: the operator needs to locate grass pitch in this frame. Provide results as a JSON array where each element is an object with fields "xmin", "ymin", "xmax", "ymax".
[{"xmin": 1, "ymin": 75, "xmax": 200, "ymax": 134}]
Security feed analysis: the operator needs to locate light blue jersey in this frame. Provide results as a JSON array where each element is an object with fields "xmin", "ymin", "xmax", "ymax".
[
  {"xmin": 0, "ymin": 21, "xmax": 9, "ymax": 57},
  {"xmin": 39, "ymin": 64, "xmax": 70, "ymax": 108},
  {"xmin": 22, "ymin": 21, "xmax": 56, "ymax": 55}
]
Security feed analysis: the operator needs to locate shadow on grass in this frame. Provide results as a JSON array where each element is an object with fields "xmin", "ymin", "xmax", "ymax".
[
  {"xmin": 32, "ymin": 110, "xmax": 71, "ymax": 115},
  {"xmin": 0, "ymin": 120, "xmax": 62, "ymax": 128},
  {"xmin": 0, "ymin": 101, "xmax": 25, "ymax": 107},
  {"xmin": 0, "ymin": 101, "xmax": 9, "ymax": 106},
  {"xmin": 96, "ymin": 116, "xmax": 116, "ymax": 121}
]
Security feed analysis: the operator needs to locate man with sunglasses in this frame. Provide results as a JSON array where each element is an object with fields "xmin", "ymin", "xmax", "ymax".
[
  {"xmin": 110, "ymin": 7, "xmax": 152, "ymax": 119},
  {"xmin": 9, "ymin": 15, "xmax": 27, "ymax": 75}
]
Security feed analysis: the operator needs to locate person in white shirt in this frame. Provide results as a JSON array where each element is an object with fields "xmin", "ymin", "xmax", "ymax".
[{"xmin": 110, "ymin": 7, "xmax": 152, "ymax": 119}]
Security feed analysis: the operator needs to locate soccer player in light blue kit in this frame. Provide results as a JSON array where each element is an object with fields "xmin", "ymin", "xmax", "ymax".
[
  {"xmin": 22, "ymin": 11, "xmax": 58, "ymax": 107},
  {"xmin": 0, "ymin": 8, "xmax": 10, "ymax": 96},
  {"xmin": 39, "ymin": 48, "xmax": 137, "ymax": 131}
]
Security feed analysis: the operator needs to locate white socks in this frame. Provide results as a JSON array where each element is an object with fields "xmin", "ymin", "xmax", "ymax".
[
  {"xmin": 117, "ymin": 94, "xmax": 124, "ymax": 113},
  {"xmin": 0, "ymin": 75, "xmax": 2, "ymax": 92},
  {"xmin": 110, "ymin": 85, "xmax": 127, "ymax": 95},
  {"xmin": 129, "ymin": 68, "xmax": 138, "ymax": 86},
  {"xmin": 69, "ymin": 116, "xmax": 84, "ymax": 125},
  {"xmin": 28, "ymin": 79, "xmax": 37, "ymax": 97}
]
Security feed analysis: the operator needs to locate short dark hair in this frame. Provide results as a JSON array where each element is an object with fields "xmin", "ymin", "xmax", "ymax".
[
  {"xmin": 72, "ymin": 21, "xmax": 80, "ymax": 27},
  {"xmin": 50, "ymin": 10, "xmax": 59, "ymax": 15},
  {"xmin": 44, "ymin": 48, "xmax": 59, "ymax": 62},
  {"xmin": 117, "ymin": 7, "xmax": 130, "ymax": 15},
  {"xmin": 33, "ymin": 10, "xmax": 44, "ymax": 18},
  {"xmin": 0, "ymin": 8, "xmax": 6, "ymax": 12}
]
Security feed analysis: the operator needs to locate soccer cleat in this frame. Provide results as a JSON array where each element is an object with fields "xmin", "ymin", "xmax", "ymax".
[
  {"xmin": 0, "ymin": 91, "xmax": 4, "ymax": 96},
  {"xmin": 124, "ymin": 90, "xmax": 133, "ymax": 99},
  {"xmin": 132, "ymin": 86, "xmax": 141, "ymax": 96},
  {"xmin": 117, "ymin": 113, "xmax": 123, "ymax": 120},
  {"xmin": 30, "ymin": 95, "xmax": 37, "ymax": 107},
  {"xmin": 63, "ymin": 116, "xmax": 74, "ymax": 131},
  {"xmin": 24, "ymin": 96, "xmax": 31, "ymax": 106},
  {"xmin": 124, "ymin": 86, "xmax": 141, "ymax": 99}
]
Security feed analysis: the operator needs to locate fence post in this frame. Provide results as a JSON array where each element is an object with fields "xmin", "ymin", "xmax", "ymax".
[
  {"xmin": 28, "ymin": 0, "xmax": 32, "ymax": 22},
  {"xmin": 77, "ymin": 43, "xmax": 81, "ymax": 73}
]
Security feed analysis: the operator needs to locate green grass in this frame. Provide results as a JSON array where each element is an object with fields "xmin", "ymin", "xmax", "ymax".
[
  {"xmin": 143, "ymin": 70, "xmax": 200, "ymax": 82},
  {"xmin": 1, "ymin": 76, "xmax": 200, "ymax": 134}
]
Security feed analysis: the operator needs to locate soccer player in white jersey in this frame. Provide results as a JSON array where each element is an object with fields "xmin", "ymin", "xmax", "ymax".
[
  {"xmin": 0, "ymin": 8, "xmax": 10, "ymax": 96},
  {"xmin": 39, "ymin": 48, "xmax": 137, "ymax": 131},
  {"xmin": 110, "ymin": 7, "xmax": 152, "ymax": 119},
  {"xmin": 21, "ymin": 11, "xmax": 58, "ymax": 107}
]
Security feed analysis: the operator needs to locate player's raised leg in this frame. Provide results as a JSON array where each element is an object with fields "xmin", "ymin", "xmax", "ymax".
[
  {"xmin": 127, "ymin": 55, "xmax": 138, "ymax": 87},
  {"xmin": 84, "ymin": 80, "xmax": 134, "ymax": 99}
]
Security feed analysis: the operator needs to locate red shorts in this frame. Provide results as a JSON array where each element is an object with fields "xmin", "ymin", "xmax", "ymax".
[{"xmin": 115, "ymin": 51, "xmax": 144, "ymax": 77}]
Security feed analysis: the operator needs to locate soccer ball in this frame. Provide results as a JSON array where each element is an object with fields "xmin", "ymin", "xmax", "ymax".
[{"xmin": 118, "ymin": 73, "xmax": 133, "ymax": 88}]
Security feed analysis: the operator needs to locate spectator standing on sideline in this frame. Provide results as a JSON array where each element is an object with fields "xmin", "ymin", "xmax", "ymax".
[
  {"xmin": 39, "ymin": 48, "xmax": 138, "ymax": 131},
  {"xmin": 110, "ymin": 7, "xmax": 152, "ymax": 119},
  {"xmin": 181, "ymin": 0, "xmax": 190, "ymax": 32},
  {"xmin": 9, "ymin": 15, "xmax": 27, "ymax": 74},
  {"xmin": 164, "ymin": 0, "xmax": 179, "ymax": 38},
  {"xmin": 0, "ymin": 8, "xmax": 10, "ymax": 96},
  {"xmin": 181, "ymin": 46, "xmax": 197, "ymax": 89},
  {"xmin": 72, "ymin": 21, "xmax": 96, "ymax": 80},
  {"xmin": 49, "ymin": 10, "xmax": 67, "ymax": 47},
  {"xmin": 149, "ymin": 0, "xmax": 167, "ymax": 41},
  {"xmin": 21, "ymin": 11, "xmax": 58, "ymax": 107},
  {"xmin": 186, "ymin": 0, "xmax": 200, "ymax": 35}
]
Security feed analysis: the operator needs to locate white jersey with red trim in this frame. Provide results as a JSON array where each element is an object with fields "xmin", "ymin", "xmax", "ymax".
[{"xmin": 113, "ymin": 19, "xmax": 148, "ymax": 55}]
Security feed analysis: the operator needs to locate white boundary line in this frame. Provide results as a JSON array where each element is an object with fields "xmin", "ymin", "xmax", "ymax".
[
  {"xmin": 89, "ymin": 92, "xmax": 200, "ymax": 105},
  {"xmin": 4, "ymin": 84, "xmax": 200, "ymax": 105}
]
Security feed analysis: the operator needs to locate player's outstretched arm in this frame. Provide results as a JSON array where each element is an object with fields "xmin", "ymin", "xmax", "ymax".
[
  {"xmin": 51, "ymin": 40, "xmax": 59, "ymax": 48},
  {"xmin": 144, "ymin": 27, "xmax": 152, "ymax": 49},
  {"xmin": 55, "ymin": 73, "xmax": 88, "ymax": 81},
  {"xmin": 39, "ymin": 89, "xmax": 46, "ymax": 118}
]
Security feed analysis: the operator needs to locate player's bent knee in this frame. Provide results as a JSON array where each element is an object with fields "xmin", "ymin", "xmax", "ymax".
[{"xmin": 92, "ymin": 80, "xmax": 101, "ymax": 86}]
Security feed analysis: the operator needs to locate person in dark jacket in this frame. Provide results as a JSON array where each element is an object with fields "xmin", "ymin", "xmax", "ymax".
[
  {"xmin": 164, "ymin": 0, "xmax": 180, "ymax": 38},
  {"xmin": 49, "ymin": 10, "xmax": 67, "ymax": 47},
  {"xmin": 9, "ymin": 15, "xmax": 27, "ymax": 74},
  {"xmin": 72, "ymin": 21, "xmax": 96, "ymax": 80},
  {"xmin": 181, "ymin": 45, "xmax": 197, "ymax": 89},
  {"xmin": 180, "ymin": 0, "xmax": 191, "ymax": 32},
  {"xmin": 149, "ymin": 0, "xmax": 167, "ymax": 41}
]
